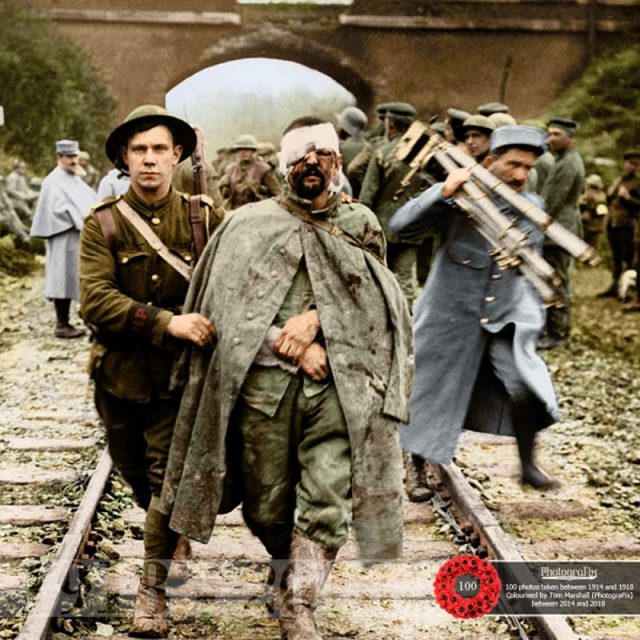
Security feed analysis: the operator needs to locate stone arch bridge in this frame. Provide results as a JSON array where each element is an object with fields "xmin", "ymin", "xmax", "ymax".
[{"xmin": 38, "ymin": 0, "xmax": 639, "ymax": 122}]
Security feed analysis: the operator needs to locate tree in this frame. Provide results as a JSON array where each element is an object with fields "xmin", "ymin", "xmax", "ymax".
[{"xmin": 0, "ymin": 1, "xmax": 115, "ymax": 172}]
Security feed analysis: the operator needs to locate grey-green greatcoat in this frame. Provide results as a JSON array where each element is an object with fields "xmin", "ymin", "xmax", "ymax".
[
  {"xmin": 159, "ymin": 194, "xmax": 413, "ymax": 561},
  {"xmin": 541, "ymin": 145, "xmax": 585, "ymax": 338}
]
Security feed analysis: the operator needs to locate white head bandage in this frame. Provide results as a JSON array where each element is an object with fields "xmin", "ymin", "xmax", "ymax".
[{"xmin": 278, "ymin": 123, "xmax": 341, "ymax": 176}]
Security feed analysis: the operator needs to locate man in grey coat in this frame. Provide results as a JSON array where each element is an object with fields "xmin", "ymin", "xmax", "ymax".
[
  {"xmin": 31, "ymin": 140, "xmax": 97, "ymax": 338},
  {"xmin": 389, "ymin": 125, "xmax": 561, "ymax": 490}
]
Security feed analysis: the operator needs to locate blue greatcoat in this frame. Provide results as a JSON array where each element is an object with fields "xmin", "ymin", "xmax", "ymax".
[{"xmin": 389, "ymin": 183, "xmax": 560, "ymax": 464}]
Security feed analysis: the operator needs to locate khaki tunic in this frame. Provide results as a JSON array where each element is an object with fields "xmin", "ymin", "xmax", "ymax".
[{"xmin": 79, "ymin": 187, "xmax": 222, "ymax": 402}]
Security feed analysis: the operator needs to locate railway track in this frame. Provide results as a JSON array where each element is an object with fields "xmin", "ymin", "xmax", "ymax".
[{"xmin": 1, "ymin": 269, "xmax": 638, "ymax": 640}]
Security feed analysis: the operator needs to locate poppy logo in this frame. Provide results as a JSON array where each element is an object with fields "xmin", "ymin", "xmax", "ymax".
[{"xmin": 434, "ymin": 555, "xmax": 502, "ymax": 618}]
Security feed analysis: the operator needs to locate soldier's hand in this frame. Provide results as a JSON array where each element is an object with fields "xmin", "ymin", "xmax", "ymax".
[
  {"xmin": 618, "ymin": 186, "xmax": 630, "ymax": 200},
  {"xmin": 442, "ymin": 167, "xmax": 471, "ymax": 198},
  {"xmin": 272, "ymin": 309, "xmax": 320, "ymax": 364},
  {"xmin": 167, "ymin": 313, "xmax": 216, "ymax": 349},
  {"xmin": 299, "ymin": 342, "xmax": 329, "ymax": 382}
]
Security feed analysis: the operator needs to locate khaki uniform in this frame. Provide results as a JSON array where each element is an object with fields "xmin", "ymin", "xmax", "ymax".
[
  {"xmin": 359, "ymin": 134, "xmax": 430, "ymax": 309},
  {"xmin": 79, "ymin": 187, "xmax": 222, "ymax": 505},
  {"xmin": 220, "ymin": 158, "xmax": 282, "ymax": 210},
  {"xmin": 579, "ymin": 184, "xmax": 607, "ymax": 250},
  {"xmin": 606, "ymin": 173, "xmax": 640, "ymax": 286},
  {"xmin": 172, "ymin": 158, "xmax": 226, "ymax": 214}
]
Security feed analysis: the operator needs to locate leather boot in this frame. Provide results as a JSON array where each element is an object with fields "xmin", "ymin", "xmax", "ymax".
[
  {"xmin": 130, "ymin": 498, "xmax": 178, "ymax": 637},
  {"xmin": 512, "ymin": 399, "xmax": 560, "ymax": 490},
  {"xmin": 129, "ymin": 583, "xmax": 168, "ymax": 638},
  {"xmin": 404, "ymin": 453, "xmax": 433, "ymax": 502},
  {"xmin": 263, "ymin": 540, "xmax": 290, "ymax": 617},
  {"xmin": 53, "ymin": 299, "xmax": 86, "ymax": 339},
  {"xmin": 168, "ymin": 536, "xmax": 192, "ymax": 585},
  {"xmin": 279, "ymin": 535, "xmax": 337, "ymax": 640}
]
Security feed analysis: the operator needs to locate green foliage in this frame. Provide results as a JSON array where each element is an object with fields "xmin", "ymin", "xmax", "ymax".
[
  {"xmin": 0, "ymin": 1, "xmax": 115, "ymax": 172},
  {"xmin": 548, "ymin": 44, "xmax": 640, "ymax": 176}
]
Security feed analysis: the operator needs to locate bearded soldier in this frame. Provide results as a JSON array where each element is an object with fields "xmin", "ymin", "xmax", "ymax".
[{"xmin": 159, "ymin": 117, "xmax": 412, "ymax": 640}]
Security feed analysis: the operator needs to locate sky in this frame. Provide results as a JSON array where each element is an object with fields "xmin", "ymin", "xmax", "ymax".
[{"xmin": 165, "ymin": 58, "xmax": 355, "ymax": 153}]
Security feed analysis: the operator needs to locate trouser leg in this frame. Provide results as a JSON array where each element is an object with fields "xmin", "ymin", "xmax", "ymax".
[
  {"xmin": 53, "ymin": 298, "xmax": 70, "ymax": 327},
  {"xmin": 543, "ymin": 246, "xmax": 573, "ymax": 340},
  {"xmin": 237, "ymin": 377, "xmax": 351, "ymax": 630},
  {"xmin": 387, "ymin": 242, "xmax": 418, "ymax": 311},
  {"xmin": 487, "ymin": 330, "xmax": 559, "ymax": 489},
  {"xmin": 94, "ymin": 391, "xmax": 181, "ymax": 638}
]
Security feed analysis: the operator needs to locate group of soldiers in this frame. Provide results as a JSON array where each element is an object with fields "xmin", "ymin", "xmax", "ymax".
[
  {"xmin": 0, "ymin": 160, "xmax": 40, "ymax": 247},
  {"xmin": 17, "ymin": 95, "xmax": 638, "ymax": 640}
]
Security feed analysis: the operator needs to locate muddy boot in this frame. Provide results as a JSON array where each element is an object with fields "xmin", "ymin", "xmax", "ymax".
[
  {"xmin": 129, "ymin": 583, "xmax": 168, "ymax": 638},
  {"xmin": 279, "ymin": 535, "xmax": 337, "ymax": 640},
  {"xmin": 263, "ymin": 541, "xmax": 290, "ymax": 617},
  {"xmin": 168, "ymin": 536, "xmax": 192, "ymax": 585},
  {"xmin": 404, "ymin": 453, "xmax": 433, "ymax": 503},
  {"xmin": 512, "ymin": 402, "xmax": 560, "ymax": 490},
  {"xmin": 129, "ymin": 498, "xmax": 178, "ymax": 637}
]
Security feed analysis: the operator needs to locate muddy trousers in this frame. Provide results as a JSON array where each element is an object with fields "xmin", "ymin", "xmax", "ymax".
[
  {"xmin": 94, "ymin": 388, "xmax": 180, "ymax": 586},
  {"xmin": 387, "ymin": 242, "xmax": 418, "ymax": 311},
  {"xmin": 233, "ymin": 376, "xmax": 352, "ymax": 561}
]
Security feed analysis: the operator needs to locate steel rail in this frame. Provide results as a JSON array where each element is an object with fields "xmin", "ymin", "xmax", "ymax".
[
  {"xmin": 432, "ymin": 461, "xmax": 581, "ymax": 640},
  {"xmin": 17, "ymin": 447, "xmax": 112, "ymax": 640}
]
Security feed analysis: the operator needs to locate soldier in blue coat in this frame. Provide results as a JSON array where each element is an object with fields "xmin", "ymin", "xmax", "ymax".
[{"xmin": 389, "ymin": 125, "xmax": 561, "ymax": 490}]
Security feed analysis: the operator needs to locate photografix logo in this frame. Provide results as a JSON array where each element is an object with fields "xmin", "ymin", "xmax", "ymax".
[
  {"xmin": 540, "ymin": 566, "xmax": 599, "ymax": 580},
  {"xmin": 433, "ymin": 555, "xmax": 502, "ymax": 618}
]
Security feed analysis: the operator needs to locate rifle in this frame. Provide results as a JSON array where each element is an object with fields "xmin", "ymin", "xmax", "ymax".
[
  {"xmin": 191, "ymin": 126, "xmax": 209, "ymax": 196},
  {"xmin": 394, "ymin": 121, "xmax": 600, "ymax": 307}
]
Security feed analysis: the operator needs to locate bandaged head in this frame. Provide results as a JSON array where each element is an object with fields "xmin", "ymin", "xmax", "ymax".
[{"xmin": 278, "ymin": 123, "xmax": 341, "ymax": 176}]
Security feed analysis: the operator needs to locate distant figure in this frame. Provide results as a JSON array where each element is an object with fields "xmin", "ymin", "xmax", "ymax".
[
  {"xmin": 78, "ymin": 150, "xmax": 101, "ymax": 191},
  {"xmin": 0, "ymin": 174, "xmax": 31, "ymax": 248},
  {"xmin": 538, "ymin": 117, "xmax": 585, "ymax": 350},
  {"xmin": 336, "ymin": 106, "xmax": 368, "ymax": 197},
  {"xmin": 579, "ymin": 173, "xmax": 608, "ymax": 252},
  {"xmin": 219, "ymin": 134, "xmax": 282, "ymax": 210},
  {"xmin": 97, "ymin": 167, "xmax": 130, "ymax": 199},
  {"xmin": 462, "ymin": 115, "xmax": 495, "ymax": 163},
  {"xmin": 30, "ymin": 139, "xmax": 97, "ymax": 338},
  {"xmin": 598, "ymin": 149, "xmax": 640, "ymax": 300},
  {"xmin": 6, "ymin": 160, "xmax": 38, "ymax": 222}
]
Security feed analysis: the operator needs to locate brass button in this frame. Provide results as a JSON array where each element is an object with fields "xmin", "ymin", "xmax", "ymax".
[
  {"xmin": 462, "ymin": 259, "xmax": 471, "ymax": 265},
  {"xmin": 271, "ymin": 270, "xmax": 278, "ymax": 277},
  {"xmin": 491, "ymin": 273, "xmax": 502, "ymax": 280},
  {"xmin": 485, "ymin": 295, "xmax": 496, "ymax": 303},
  {"xmin": 184, "ymin": 254, "xmax": 192, "ymax": 262},
  {"xmin": 146, "ymin": 301, "xmax": 153, "ymax": 306},
  {"xmin": 256, "ymin": 291, "xmax": 264, "ymax": 299},
  {"xmin": 480, "ymin": 317, "xmax": 490, "ymax": 324},
  {"xmin": 151, "ymin": 274, "xmax": 159, "ymax": 282},
  {"xmin": 279, "ymin": 247, "xmax": 287, "ymax": 255},
  {"xmin": 121, "ymin": 256, "xmax": 129, "ymax": 264},
  {"xmin": 246, "ymin": 312, "xmax": 254, "ymax": 320},
  {"xmin": 151, "ymin": 217, "xmax": 161, "ymax": 225},
  {"xmin": 232, "ymin": 337, "xmax": 240, "ymax": 345}
]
